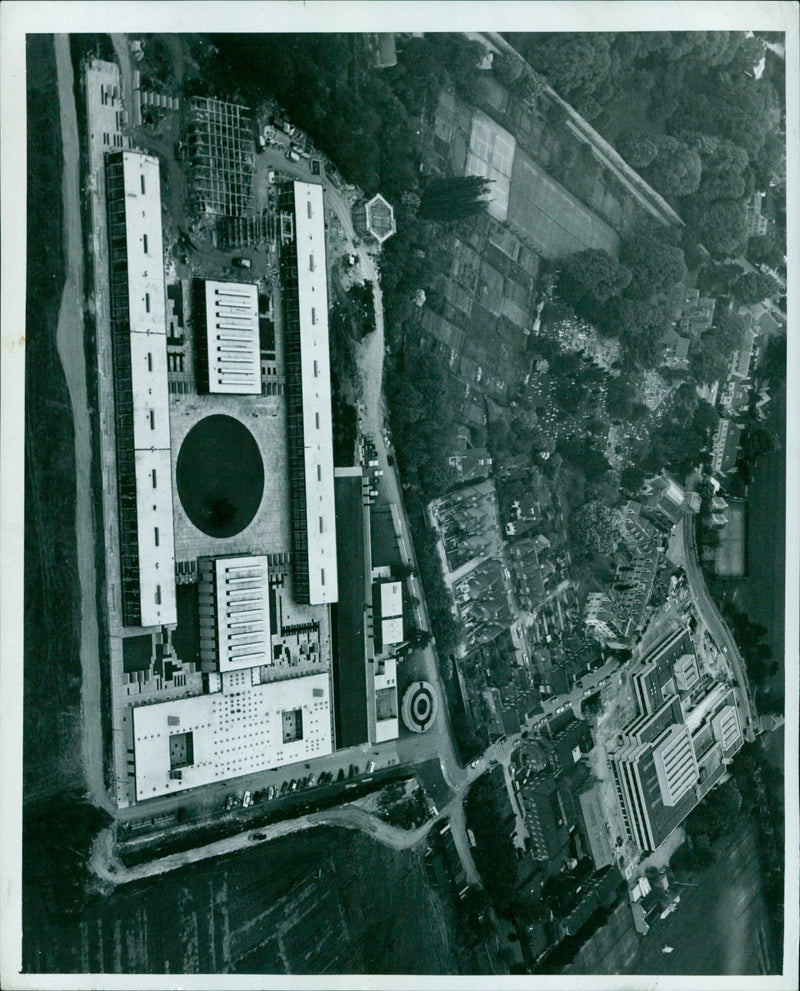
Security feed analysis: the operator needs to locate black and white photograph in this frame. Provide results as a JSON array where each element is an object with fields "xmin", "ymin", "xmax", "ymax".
[{"xmin": 1, "ymin": 2, "xmax": 797, "ymax": 987}]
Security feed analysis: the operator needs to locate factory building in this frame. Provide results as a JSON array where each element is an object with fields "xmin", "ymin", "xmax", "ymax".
[
  {"xmin": 105, "ymin": 150, "xmax": 176, "ymax": 627},
  {"xmin": 194, "ymin": 280, "xmax": 261, "ymax": 394},
  {"xmin": 278, "ymin": 180, "xmax": 338, "ymax": 605},
  {"xmin": 198, "ymin": 555, "xmax": 271, "ymax": 673}
]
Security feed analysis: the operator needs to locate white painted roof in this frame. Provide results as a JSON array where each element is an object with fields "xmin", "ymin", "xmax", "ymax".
[
  {"xmin": 116, "ymin": 152, "xmax": 176, "ymax": 626},
  {"xmin": 291, "ymin": 181, "xmax": 338, "ymax": 604},
  {"xmin": 379, "ymin": 580, "xmax": 403, "ymax": 618},
  {"xmin": 201, "ymin": 556, "xmax": 271, "ymax": 672},
  {"xmin": 381, "ymin": 617, "xmax": 404, "ymax": 646},
  {"xmin": 131, "ymin": 671, "xmax": 333, "ymax": 800},
  {"xmin": 203, "ymin": 281, "xmax": 261, "ymax": 394}
]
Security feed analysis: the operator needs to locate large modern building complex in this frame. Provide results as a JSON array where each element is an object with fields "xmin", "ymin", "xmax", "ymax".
[
  {"xmin": 99, "ymin": 152, "xmax": 350, "ymax": 802},
  {"xmin": 278, "ymin": 180, "xmax": 338, "ymax": 605},
  {"xmin": 609, "ymin": 626, "xmax": 744, "ymax": 852},
  {"xmin": 105, "ymin": 150, "xmax": 177, "ymax": 628}
]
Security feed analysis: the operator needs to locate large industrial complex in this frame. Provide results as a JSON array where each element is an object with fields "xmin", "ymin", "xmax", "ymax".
[{"xmin": 87, "ymin": 68, "xmax": 404, "ymax": 807}]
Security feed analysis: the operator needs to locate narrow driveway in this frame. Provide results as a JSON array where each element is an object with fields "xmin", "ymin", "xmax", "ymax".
[{"xmin": 54, "ymin": 35, "xmax": 112, "ymax": 815}]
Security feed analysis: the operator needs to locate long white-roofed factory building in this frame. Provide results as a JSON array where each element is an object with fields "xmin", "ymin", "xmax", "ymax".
[{"xmin": 105, "ymin": 150, "xmax": 177, "ymax": 628}]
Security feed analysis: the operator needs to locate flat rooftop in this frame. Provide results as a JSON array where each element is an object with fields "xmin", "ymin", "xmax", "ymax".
[
  {"xmin": 130, "ymin": 670, "xmax": 333, "ymax": 800},
  {"xmin": 202, "ymin": 280, "xmax": 261, "ymax": 394}
]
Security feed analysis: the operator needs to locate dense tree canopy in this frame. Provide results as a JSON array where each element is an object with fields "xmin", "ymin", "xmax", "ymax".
[
  {"xmin": 558, "ymin": 249, "xmax": 632, "ymax": 307},
  {"xmin": 697, "ymin": 261, "xmax": 745, "ymax": 296},
  {"xmin": 731, "ymin": 270, "xmax": 780, "ymax": 304},
  {"xmin": 616, "ymin": 130, "xmax": 660, "ymax": 168},
  {"xmin": 519, "ymin": 33, "xmax": 613, "ymax": 103},
  {"xmin": 746, "ymin": 235, "xmax": 784, "ymax": 271},
  {"xmin": 569, "ymin": 500, "xmax": 623, "ymax": 557},
  {"xmin": 619, "ymin": 233, "xmax": 687, "ymax": 300},
  {"xmin": 687, "ymin": 199, "xmax": 748, "ymax": 259},
  {"xmin": 645, "ymin": 136, "xmax": 703, "ymax": 198}
]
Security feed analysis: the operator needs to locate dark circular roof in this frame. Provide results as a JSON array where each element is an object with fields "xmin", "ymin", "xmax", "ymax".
[{"xmin": 176, "ymin": 414, "xmax": 264, "ymax": 538}]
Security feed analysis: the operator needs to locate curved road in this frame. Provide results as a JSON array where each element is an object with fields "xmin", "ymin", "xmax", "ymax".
[{"xmin": 54, "ymin": 35, "xmax": 112, "ymax": 816}]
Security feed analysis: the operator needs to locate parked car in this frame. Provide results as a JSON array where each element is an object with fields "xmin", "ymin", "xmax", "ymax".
[
  {"xmin": 232, "ymin": 256, "xmax": 252, "ymax": 269},
  {"xmin": 267, "ymin": 169, "xmax": 276, "ymax": 183},
  {"xmin": 280, "ymin": 781, "xmax": 289, "ymax": 795},
  {"xmin": 267, "ymin": 785, "xmax": 276, "ymax": 801},
  {"xmin": 285, "ymin": 148, "xmax": 300, "ymax": 162},
  {"xmin": 242, "ymin": 791, "xmax": 252, "ymax": 808},
  {"xmin": 365, "ymin": 761, "xmax": 375, "ymax": 775}
]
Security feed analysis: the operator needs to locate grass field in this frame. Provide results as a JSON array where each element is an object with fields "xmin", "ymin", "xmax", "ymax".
[{"xmin": 23, "ymin": 34, "xmax": 83, "ymax": 803}]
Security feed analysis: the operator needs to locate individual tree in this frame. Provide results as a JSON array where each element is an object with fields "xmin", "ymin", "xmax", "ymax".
[
  {"xmin": 691, "ymin": 399, "xmax": 720, "ymax": 434},
  {"xmin": 493, "ymin": 52, "xmax": 547, "ymax": 105},
  {"xmin": 619, "ymin": 234, "xmax": 687, "ymax": 299},
  {"xmin": 418, "ymin": 175, "xmax": 492, "ymax": 222},
  {"xmin": 569, "ymin": 500, "xmax": 623, "ymax": 557},
  {"xmin": 404, "ymin": 627, "xmax": 432, "ymax": 649},
  {"xmin": 740, "ymin": 426, "xmax": 781, "ymax": 465},
  {"xmin": 558, "ymin": 249, "xmax": 632, "ymax": 306},
  {"xmin": 746, "ymin": 234, "xmax": 785, "ymax": 271},
  {"xmin": 645, "ymin": 136, "xmax": 703, "ymax": 198},
  {"xmin": 731, "ymin": 270, "xmax": 780, "ymax": 303},
  {"xmin": 616, "ymin": 130, "xmax": 661, "ymax": 169}
]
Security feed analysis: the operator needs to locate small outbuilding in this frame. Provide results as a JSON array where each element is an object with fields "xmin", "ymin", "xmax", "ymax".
[{"xmin": 353, "ymin": 193, "xmax": 396, "ymax": 246}]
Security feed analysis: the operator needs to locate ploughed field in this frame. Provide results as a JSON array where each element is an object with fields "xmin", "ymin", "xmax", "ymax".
[{"xmin": 24, "ymin": 826, "xmax": 458, "ymax": 975}]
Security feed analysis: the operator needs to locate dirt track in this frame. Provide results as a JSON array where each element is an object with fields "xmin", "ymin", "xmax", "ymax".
[{"xmin": 54, "ymin": 35, "xmax": 112, "ymax": 815}]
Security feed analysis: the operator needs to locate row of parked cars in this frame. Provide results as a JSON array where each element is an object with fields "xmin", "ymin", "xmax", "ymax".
[{"xmin": 224, "ymin": 762, "xmax": 382, "ymax": 812}]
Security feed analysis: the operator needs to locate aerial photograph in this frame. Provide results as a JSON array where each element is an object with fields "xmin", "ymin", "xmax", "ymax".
[{"xmin": 8, "ymin": 4, "xmax": 797, "ymax": 986}]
